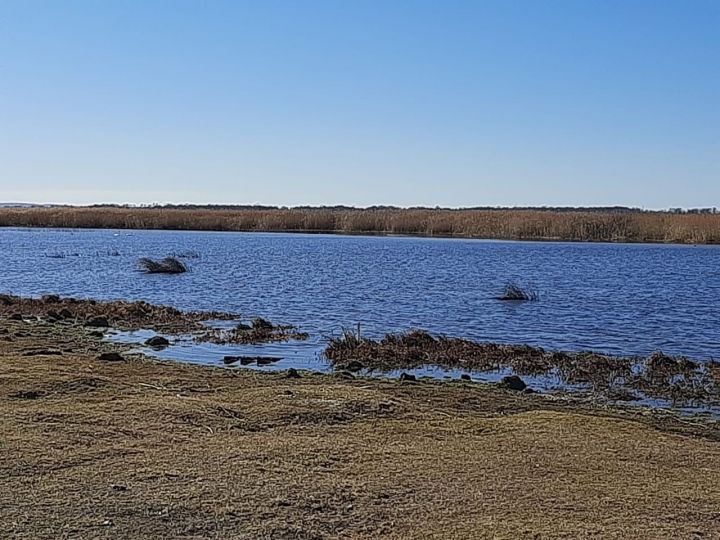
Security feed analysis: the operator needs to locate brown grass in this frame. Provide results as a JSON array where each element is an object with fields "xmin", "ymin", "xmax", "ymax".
[
  {"xmin": 2, "ymin": 317, "xmax": 720, "ymax": 539},
  {"xmin": 325, "ymin": 330, "xmax": 719, "ymax": 406},
  {"xmin": 2, "ymin": 206, "xmax": 720, "ymax": 243},
  {"xmin": 0, "ymin": 293, "xmax": 233, "ymax": 333}
]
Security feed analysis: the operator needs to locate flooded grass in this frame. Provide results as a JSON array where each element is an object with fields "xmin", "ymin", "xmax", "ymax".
[
  {"xmin": 0, "ymin": 294, "xmax": 308, "ymax": 348},
  {"xmin": 0, "ymin": 294, "xmax": 234, "ymax": 333},
  {"xmin": 196, "ymin": 319, "xmax": 309, "ymax": 345},
  {"xmin": 325, "ymin": 330, "xmax": 720, "ymax": 407}
]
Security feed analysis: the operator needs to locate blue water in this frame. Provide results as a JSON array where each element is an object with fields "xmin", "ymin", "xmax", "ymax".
[{"xmin": 2, "ymin": 227, "xmax": 719, "ymax": 364}]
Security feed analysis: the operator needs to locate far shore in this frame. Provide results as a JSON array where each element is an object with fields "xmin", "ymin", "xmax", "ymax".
[{"xmin": 2, "ymin": 206, "xmax": 720, "ymax": 244}]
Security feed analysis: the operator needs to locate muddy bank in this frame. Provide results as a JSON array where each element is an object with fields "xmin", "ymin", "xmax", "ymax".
[{"xmin": 326, "ymin": 330, "xmax": 720, "ymax": 407}]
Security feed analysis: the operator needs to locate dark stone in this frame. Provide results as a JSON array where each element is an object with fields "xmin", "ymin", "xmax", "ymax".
[
  {"xmin": 41, "ymin": 294, "xmax": 61, "ymax": 304},
  {"xmin": 336, "ymin": 370, "xmax": 355, "ymax": 379},
  {"xmin": 145, "ymin": 336, "xmax": 170, "ymax": 348},
  {"xmin": 344, "ymin": 360, "xmax": 365, "ymax": 372},
  {"xmin": 9, "ymin": 313, "xmax": 23, "ymax": 321},
  {"xmin": 89, "ymin": 331, "xmax": 105, "ymax": 338},
  {"xmin": 460, "ymin": 374, "xmax": 472, "ymax": 381},
  {"xmin": 223, "ymin": 355, "xmax": 241, "ymax": 365},
  {"xmin": 499, "ymin": 375, "xmax": 527, "ymax": 391},
  {"xmin": 399, "ymin": 373, "xmax": 417, "ymax": 382},
  {"xmin": 98, "ymin": 352, "xmax": 125, "ymax": 362},
  {"xmin": 86, "ymin": 316, "xmax": 109, "ymax": 328},
  {"xmin": 0, "ymin": 294, "xmax": 16, "ymax": 306},
  {"xmin": 239, "ymin": 357, "xmax": 255, "ymax": 366},
  {"xmin": 286, "ymin": 368, "xmax": 301, "ymax": 379},
  {"xmin": 46, "ymin": 310, "xmax": 60, "ymax": 321},
  {"xmin": 256, "ymin": 357, "xmax": 281, "ymax": 366},
  {"xmin": 606, "ymin": 388, "xmax": 639, "ymax": 402},
  {"xmin": 10, "ymin": 390, "xmax": 46, "ymax": 400},
  {"xmin": 59, "ymin": 308, "xmax": 74, "ymax": 319},
  {"xmin": 236, "ymin": 322, "xmax": 252, "ymax": 331}
]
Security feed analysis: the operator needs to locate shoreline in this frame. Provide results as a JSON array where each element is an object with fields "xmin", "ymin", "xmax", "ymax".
[
  {"xmin": 2, "ymin": 307, "xmax": 720, "ymax": 538},
  {"xmin": 2, "ymin": 294, "xmax": 718, "ymax": 413},
  {"xmin": 5, "ymin": 223, "xmax": 720, "ymax": 247}
]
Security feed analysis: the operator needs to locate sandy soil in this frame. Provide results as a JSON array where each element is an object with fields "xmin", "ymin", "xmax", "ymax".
[{"xmin": 1, "ymin": 316, "xmax": 719, "ymax": 539}]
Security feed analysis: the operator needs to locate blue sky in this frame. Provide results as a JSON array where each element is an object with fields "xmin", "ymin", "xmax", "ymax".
[{"xmin": 1, "ymin": 1, "xmax": 718, "ymax": 208}]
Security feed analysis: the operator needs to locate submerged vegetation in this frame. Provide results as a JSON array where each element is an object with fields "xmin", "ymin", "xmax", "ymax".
[
  {"xmin": 2, "ymin": 206, "xmax": 720, "ymax": 244},
  {"xmin": 197, "ymin": 318, "xmax": 309, "ymax": 345}
]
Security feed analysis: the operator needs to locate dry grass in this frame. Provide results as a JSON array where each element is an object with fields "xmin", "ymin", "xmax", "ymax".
[
  {"xmin": 0, "ymin": 295, "xmax": 306, "ymax": 346},
  {"xmin": 2, "ymin": 317, "xmax": 720, "ymax": 539},
  {"xmin": 325, "ymin": 330, "xmax": 719, "ymax": 406},
  {"xmin": 2, "ymin": 206, "xmax": 720, "ymax": 243},
  {"xmin": 0, "ymin": 293, "xmax": 233, "ymax": 333}
]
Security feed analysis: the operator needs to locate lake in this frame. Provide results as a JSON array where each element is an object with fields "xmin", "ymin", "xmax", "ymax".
[{"xmin": 1, "ymin": 227, "xmax": 719, "ymax": 367}]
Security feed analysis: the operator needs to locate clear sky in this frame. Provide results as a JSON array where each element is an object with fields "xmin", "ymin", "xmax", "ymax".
[{"xmin": 1, "ymin": 1, "xmax": 718, "ymax": 208}]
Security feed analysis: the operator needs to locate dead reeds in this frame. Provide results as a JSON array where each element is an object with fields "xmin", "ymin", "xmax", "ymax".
[
  {"xmin": 195, "ymin": 318, "xmax": 309, "ymax": 345},
  {"xmin": 2, "ymin": 206, "xmax": 720, "ymax": 244},
  {"xmin": 496, "ymin": 282, "xmax": 539, "ymax": 301},
  {"xmin": 324, "ymin": 330, "xmax": 719, "ymax": 406}
]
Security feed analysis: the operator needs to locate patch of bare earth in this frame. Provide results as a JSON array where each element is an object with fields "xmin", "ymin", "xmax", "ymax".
[{"xmin": 1, "ymin": 317, "xmax": 719, "ymax": 539}]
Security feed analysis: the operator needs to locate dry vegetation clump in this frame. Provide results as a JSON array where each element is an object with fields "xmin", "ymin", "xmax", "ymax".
[
  {"xmin": 325, "ymin": 330, "xmax": 720, "ymax": 406},
  {"xmin": 2, "ymin": 206, "xmax": 720, "ymax": 243},
  {"xmin": 196, "ymin": 318, "xmax": 309, "ymax": 345},
  {"xmin": 629, "ymin": 352, "xmax": 715, "ymax": 404},
  {"xmin": 553, "ymin": 352, "xmax": 633, "ymax": 389},
  {"xmin": 0, "ymin": 294, "xmax": 306, "ymax": 347},
  {"xmin": 138, "ymin": 256, "xmax": 188, "ymax": 274},
  {"xmin": 496, "ymin": 282, "xmax": 539, "ymax": 301},
  {"xmin": 326, "ymin": 330, "xmax": 551, "ymax": 373}
]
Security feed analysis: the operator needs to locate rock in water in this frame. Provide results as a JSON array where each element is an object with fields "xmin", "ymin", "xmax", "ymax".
[
  {"xmin": 145, "ymin": 336, "xmax": 170, "ymax": 348},
  {"xmin": 344, "ymin": 360, "xmax": 365, "ymax": 372}
]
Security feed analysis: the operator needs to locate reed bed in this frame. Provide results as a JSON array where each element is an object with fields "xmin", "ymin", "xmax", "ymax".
[{"xmin": 2, "ymin": 206, "xmax": 720, "ymax": 243}]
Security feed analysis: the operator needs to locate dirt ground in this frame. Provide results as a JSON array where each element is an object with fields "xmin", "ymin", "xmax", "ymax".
[{"xmin": 1, "ymin": 317, "xmax": 719, "ymax": 539}]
